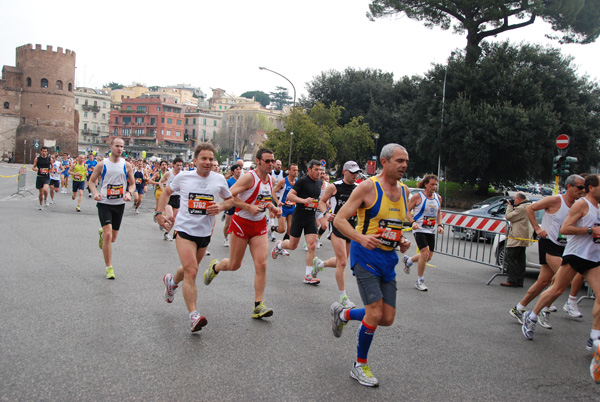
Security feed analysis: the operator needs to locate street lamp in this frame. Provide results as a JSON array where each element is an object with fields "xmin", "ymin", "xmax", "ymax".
[
  {"xmin": 374, "ymin": 133, "xmax": 379, "ymax": 170},
  {"xmin": 259, "ymin": 67, "xmax": 296, "ymax": 168}
]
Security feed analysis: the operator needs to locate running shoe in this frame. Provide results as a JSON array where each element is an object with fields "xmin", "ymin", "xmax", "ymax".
[
  {"xmin": 350, "ymin": 363, "xmax": 379, "ymax": 387},
  {"xmin": 509, "ymin": 306, "xmax": 525, "ymax": 324},
  {"xmin": 88, "ymin": 193, "xmax": 92, "ymax": 198},
  {"xmin": 331, "ymin": 301, "xmax": 346, "ymax": 337},
  {"xmin": 538, "ymin": 311, "xmax": 552, "ymax": 330},
  {"xmin": 591, "ymin": 340, "xmax": 600, "ymax": 383},
  {"xmin": 402, "ymin": 255, "xmax": 412, "ymax": 274},
  {"xmin": 44, "ymin": 199, "xmax": 49, "ymax": 207},
  {"xmin": 303, "ymin": 274, "xmax": 320, "ymax": 285},
  {"xmin": 521, "ymin": 311, "xmax": 536, "ymax": 340},
  {"xmin": 135, "ymin": 208, "xmax": 139, "ymax": 214},
  {"xmin": 205, "ymin": 250, "xmax": 211, "ymax": 256},
  {"xmin": 203, "ymin": 259, "xmax": 219, "ymax": 285},
  {"xmin": 72, "ymin": 194, "xmax": 76, "ymax": 200},
  {"xmin": 340, "ymin": 295, "xmax": 356, "ymax": 309},
  {"xmin": 153, "ymin": 214, "xmax": 157, "ymax": 223},
  {"xmin": 223, "ymin": 238, "xmax": 229, "ymax": 247},
  {"xmin": 251, "ymin": 302, "xmax": 274, "ymax": 319},
  {"xmin": 76, "ymin": 206, "xmax": 81, "ymax": 212},
  {"xmin": 548, "ymin": 305, "xmax": 558, "ymax": 312},
  {"xmin": 317, "ymin": 242, "xmax": 323, "ymax": 249},
  {"xmin": 587, "ymin": 338, "xmax": 596, "ymax": 352},
  {"xmin": 563, "ymin": 301, "xmax": 583, "ymax": 318},
  {"xmin": 163, "ymin": 273, "xmax": 178, "ymax": 303},
  {"xmin": 311, "ymin": 257, "xmax": 324, "ymax": 278},
  {"xmin": 164, "ymin": 232, "xmax": 173, "ymax": 241},
  {"xmin": 105, "ymin": 266, "xmax": 115, "ymax": 280},
  {"xmin": 281, "ymin": 249, "xmax": 289, "ymax": 256},
  {"xmin": 303, "ymin": 242, "xmax": 308, "ymax": 251},
  {"xmin": 38, "ymin": 205, "xmax": 43, "ymax": 210},
  {"xmin": 98, "ymin": 228, "xmax": 103, "ymax": 249},
  {"xmin": 415, "ymin": 279, "xmax": 428, "ymax": 291},
  {"xmin": 271, "ymin": 240, "xmax": 283, "ymax": 259},
  {"xmin": 190, "ymin": 314, "xmax": 208, "ymax": 332},
  {"xmin": 50, "ymin": 200, "xmax": 54, "ymax": 205},
  {"xmin": 220, "ymin": 213, "xmax": 226, "ymax": 222}
]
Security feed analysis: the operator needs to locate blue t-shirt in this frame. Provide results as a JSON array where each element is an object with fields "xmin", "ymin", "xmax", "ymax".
[
  {"xmin": 85, "ymin": 159, "xmax": 98, "ymax": 175},
  {"xmin": 226, "ymin": 177, "xmax": 237, "ymax": 188}
]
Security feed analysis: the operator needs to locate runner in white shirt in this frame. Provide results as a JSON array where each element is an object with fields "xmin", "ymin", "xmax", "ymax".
[
  {"xmin": 157, "ymin": 143, "xmax": 233, "ymax": 333},
  {"xmin": 49, "ymin": 155, "xmax": 62, "ymax": 205}
]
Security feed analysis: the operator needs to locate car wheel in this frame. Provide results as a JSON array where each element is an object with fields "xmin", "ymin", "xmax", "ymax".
[{"xmin": 496, "ymin": 241, "xmax": 506, "ymax": 266}]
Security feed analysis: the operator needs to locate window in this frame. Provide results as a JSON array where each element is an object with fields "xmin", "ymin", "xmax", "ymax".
[
  {"xmin": 167, "ymin": 118, "xmax": 172, "ymax": 124},
  {"xmin": 115, "ymin": 117, "xmax": 119, "ymax": 124},
  {"xmin": 185, "ymin": 118, "xmax": 188, "ymax": 125},
  {"xmin": 94, "ymin": 101, "xmax": 97, "ymax": 106},
  {"xmin": 56, "ymin": 80, "xmax": 63, "ymax": 90},
  {"xmin": 84, "ymin": 112, "xmax": 88, "ymax": 118},
  {"xmin": 167, "ymin": 130, "xmax": 172, "ymax": 136},
  {"xmin": 41, "ymin": 78, "xmax": 48, "ymax": 88},
  {"xmin": 122, "ymin": 128, "xmax": 131, "ymax": 135},
  {"xmin": 192, "ymin": 129, "xmax": 195, "ymax": 136},
  {"xmin": 193, "ymin": 118, "xmax": 197, "ymax": 124},
  {"xmin": 214, "ymin": 120, "xmax": 217, "ymax": 127},
  {"xmin": 213, "ymin": 131, "xmax": 216, "ymax": 139},
  {"xmin": 102, "ymin": 114, "xmax": 105, "ymax": 120},
  {"xmin": 68, "ymin": 83, "xmax": 72, "ymax": 91},
  {"xmin": 202, "ymin": 129, "xmax": 206, "ymax": 140},
  {"xmin": 219, "ymin": 105, "xmax": 222, "ymax": 110},
  {"xmin": 157, "ymin": 106, "xmax": 161, "ymax": 111},
  {"xmin": 137, "ymin": 106, "xmax": 146, "ymax": 112},
  {"xmin": 126, "ymin": 106, "xmax": 131, "ymax": 111},
  {"xmin": 134, "ymin": 129, "xmax": 144, "ymax": 135},
  {"xmin": 161, "ymin": 118, "xmax": 164, "ymax": 123},
  {"xmin": 176, "ymin": 131, "xmax": 181, "ymax": 137},
  {"xmin": 150, "ymin": 117, "xmax": 155, "ymax": 125},
  {"xmin": 93, "ymin": 113, "xmax": 97, "ymax": 119},
  {"xmin": 75, "ymin": 98, "xmax": 79, "ymax": 104},
  {"xmin": 26, "ymin": 77, "xmax": 32, "ymax": 87},
  {"xmin": 84, "ymin": 99, "xmax": 88, "ymax": 105},
  {"xmin": 103, "ymin": 102, "xmax": 106, "ymax": 108},
  {"xmin": 4, "ymin": 102, "xmax": 9, "ymax": 109},
  {"xmin": 203, "ymin": 118, "xmax": 207, "ymax": 126},
  {"xmin": 177, "ymin": 119, "xmax": 181, "ymax": 125},
  {"xmin": 135, "ymin": 117, "xmax": 144, "ymax": 124}
]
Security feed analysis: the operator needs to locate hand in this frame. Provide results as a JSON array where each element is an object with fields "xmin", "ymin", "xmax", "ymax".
[
  {"xmin": 326, "ymin": 212, "xmax": 335, "ymax": 222},
  {"xmin": 93, "ymin": 192, "xmax": 103, "ymax": 201},
  {"xmin": 272, "ymin": 207, "xmax": 282, "ymax": 218},
  {"xmin": 535, "ymin": 228, "xmax": 547, "ymax": 238},
  {"xmin": 305, "ymin": 197, "xmax": 314, "ymax": 205},
  {"xmin": 359, "ymin": 234, "xmax": 381, "ymax": 250},
  {"xmin": 437, "ymin": 225, "xmax": 444, "ymax": 234},
  {"xmin": 156, "ymin": 214, "xmax": 170, "ymax": 231},
  {"xmin": 411, "ymin": 221, "xmax": 418, "ymax": 230},
  {"xmin": 206, "ymin": 202, "xmax": 220, "ymax": 216},
  {"xmin": 399, "ymin": 237, "xmax": 411, "ymax": 254},
  {"xmin": 247, "ymin": 204, "xmax": 264, "ymax": 216},
  {"xmin": 124, "ymin": 192, "xmax": 132, "ymax": 202}
]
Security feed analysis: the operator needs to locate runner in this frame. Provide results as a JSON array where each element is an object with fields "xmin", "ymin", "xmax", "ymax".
[
  {"xmin": 88, "ymin": 137, "xmax": 136, "ymax": 279},
  {"xmin": 509, "ymin": 174, "xmax": 585, "ymax": 328},
  {"xmin": 271, "ymin": 160, "xmax": 323, "ymax": 284},
  {"xmin": 60, "ymin": 153, "xmax": 72, "ymax": 194},
  {"xmin": 159, "ymin": 157, "xmax": 184, "ymax": 241},
  {"xmin": 85, "ymin": 153, "xmax": 98, "ymax": 198},
  {"xmin": 48, "ymin": 154, "xmax": 61, "ymax": 205},
  {"xmin": 149, "ymin": 160, "xmax": 168, "ymax": 217},
  {"xmin": 330, "ymin": 143, "xmax": 411, "ymax": 387},
  {"xmin": 272, "ymin": 163, "xmax": 299, "ymax": 242},
  {"xmin": 202, "ymin": 148, "xmax": 282, "ymax": 319},
  {"xmin": 158, "ymin": 143, "xmax": 233, "ymax": 332},
  {"xmin": 223, "ymin": 164, "xmax": 242, "ymax": 247},
  {"xmin": 268, "ymin": 159, "xmax": 286, "ymax": 240},
  {"xmin": 32, "ymin": 146, "xmax": 51, "ymax": 210},
  {"xmin": 312, "ymin": 161, "xmax": 361, "ymax": 308},
  {"xmin": 402, "ymin": 174, "xmax": 444, "ymax": 291},
  {"xmin": 133, "ymin": 160, "xmax": 149, "ymax": 214},
  {"xmin": 68, "ymin": 154, "xmax": 87, "ymax": 212}
]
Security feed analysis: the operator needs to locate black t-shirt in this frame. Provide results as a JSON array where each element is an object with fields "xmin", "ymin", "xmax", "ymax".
[
  {"xmin": 36, "ymin": 156, "xmax": 52, "ymax": 177},
  {"xmin": 292, "ymin": 174, "xmax": 322, "ymax": 215}
]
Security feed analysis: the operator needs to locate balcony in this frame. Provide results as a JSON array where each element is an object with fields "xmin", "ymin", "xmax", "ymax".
[
  {"xmin": 133, "ymin": 132, "xmax": 156, "ymax": 138},
  {"xmin": 82, "ymin": 104, "xmax": 100, "ymax": 112},
  {"xmin": 81, "ymin": 128, "xmax": 99, "ymax": 136}
]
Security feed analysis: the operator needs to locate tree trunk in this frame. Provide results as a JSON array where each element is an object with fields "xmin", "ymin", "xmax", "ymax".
[{"xmin": 476, "ymin": 178, "xmax": 490, "ymax": 196}]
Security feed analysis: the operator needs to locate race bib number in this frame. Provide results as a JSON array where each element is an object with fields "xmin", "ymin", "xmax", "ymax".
[
  {"xmin": 376, "ymin": 219, "xmax": 404, "ymax": 248},
  {"xmin": 254, "ymin": 194, "xmax": 272, "ymax": 211},
  {"xmin": 594, "ymin": 224, "xmax": 600, "ymax": 244},
  {"xmin": 284, "ymin": 200, "xmax": 296, "ymax": 207},
  {"xmin": 423, "ymin": 216, "xmax": 436, "ymax": 227},
  {"xmin": 39, "ymin": 168, "xmax": 49, "ymax": 175},
  {"xmin": 188, "ymin": 193, "xmax": 214, "ymax": 215},
  {"xmin": 106, "ymin": 184, "xmax": 124, "ymax": 199},
  {"xmin": 135, "ymin": 178, "xmax": 143, "ymax": 184},
  {"xmin": 557, "ymin": 232, "xmax": 567, "ymax": 245},
  {"xmin": 74, "ymin": 173, "xmax": 83, "ymax": 181},
  {"xmin": 304, "ymin": 199, "xmax": 319, "ymax": 210}
]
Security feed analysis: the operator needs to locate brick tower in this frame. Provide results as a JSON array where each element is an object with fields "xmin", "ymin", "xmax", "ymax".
[{"xmin": 13, "ymin": 44, "xmax": 77, "ymax": 163}]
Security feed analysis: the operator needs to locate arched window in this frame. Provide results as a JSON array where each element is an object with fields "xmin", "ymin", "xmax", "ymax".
[
  {"xmin": 56, "ymin": 80, "xmax": 63, "ymax": 90},
  {"xmin": 26, "ymin": 77, "xmax": 32, "ymax": 87},
  {"xmin": 68, "ymin": 83, "xmax": 72, "ymax": 92},
  {"xmin": 41, "ymin": 78, "xmax": 48, "ymax": 88},
  {"xmin": 3, "ymin": 102, "xmax": 9, "ymax": 109}
]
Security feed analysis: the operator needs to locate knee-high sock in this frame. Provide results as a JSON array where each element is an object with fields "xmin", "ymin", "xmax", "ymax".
[{"xmin": 356, "ymin": 320, "xmax": 377, "ymax": 364}]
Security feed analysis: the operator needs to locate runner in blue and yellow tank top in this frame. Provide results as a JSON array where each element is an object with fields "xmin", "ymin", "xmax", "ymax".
[{"xmin": 329, "ymin": 143, "xmax": 412, "ymax": 388}]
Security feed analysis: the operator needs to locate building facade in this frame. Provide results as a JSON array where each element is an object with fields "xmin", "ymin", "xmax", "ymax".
[
  {"xmin": 75, "ymin": 87, "xmax": 111, "ymax": 154},
  {"xmin": 0, "ymin": 44, "xmax": 77, "ymax": 163}
]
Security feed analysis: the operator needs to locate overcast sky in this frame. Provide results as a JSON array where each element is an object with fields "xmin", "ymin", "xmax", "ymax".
[{"xmin": 1, "ymin": 0, "xmax": 598, "ymax": 99}]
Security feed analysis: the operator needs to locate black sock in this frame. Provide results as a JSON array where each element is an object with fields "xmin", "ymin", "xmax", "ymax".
[
  {"xmin": 255, "ymin": 301, "xmax": 261, "ymax": 307},
  {"xmin": 318, "ymin": 227, "xmax": 326, "ymax": 236}
]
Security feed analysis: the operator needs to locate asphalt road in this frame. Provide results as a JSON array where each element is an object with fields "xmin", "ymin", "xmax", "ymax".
[{"xmin": 1, "ymin": 163, "xmax": 597, "ymax": 401}]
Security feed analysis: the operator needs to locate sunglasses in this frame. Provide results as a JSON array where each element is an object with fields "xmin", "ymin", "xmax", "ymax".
[
  {"xmin": 575, "ymin": 185, "xmax": 585, "ymax": 190},
  {"xmin": 262, "ymin": 159, "xmax": 276, "ymax": 164}
]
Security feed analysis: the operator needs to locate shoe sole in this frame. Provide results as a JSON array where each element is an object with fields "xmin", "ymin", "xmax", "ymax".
[
  {"xmin": 509, "ymin": 309, "xmax": 524, "ymax": 325},
  {"xmin": 350, "ymin": 371, "xmax": 379, "ymax": 387},
  {"xmin": 98, "ymin": 228, "xmax": 103, "ymax": 250},
  {"xmin": 191, "ymin": 316, "xmax": 208, "ymax": 332},
  {"xmin": 203, "ymin": 259, "xmax": 219, "ymax": 286},
  {"xmin": 252, "ymin": 309, "xmax": 274, "ymax": 319},
  {"xmin": 563, "ymin": 305, "xmax": 583, "ymax": 318},
  {"xmin": 303, "ymin": 280, "xmax": 320, "ymax": 285}
]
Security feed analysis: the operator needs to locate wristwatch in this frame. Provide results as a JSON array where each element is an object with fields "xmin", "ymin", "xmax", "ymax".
[
  {"xmin": 588, "ymin": 227, "xmax": 593, "ymax": 235},
  {"xmin": 154, "ymin": 211, "xmax": 163, "ymax": 217}
]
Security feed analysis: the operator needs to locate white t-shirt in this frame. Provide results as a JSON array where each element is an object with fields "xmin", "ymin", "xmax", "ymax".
[{"xmin": 169, "ymin": 170, "xmax": 232, "ymax": 237}]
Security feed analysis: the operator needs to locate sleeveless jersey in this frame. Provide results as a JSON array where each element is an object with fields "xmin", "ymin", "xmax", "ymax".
[
  {"xmin": 564, "ymin": 198, "xmax": 600, "ymax": 262},
  {"xmin": 271, "ymin": 169, "xmax": 285, "ymax": 199},
  {"xmin": 50, "ymin": 161, "xmax": 61, "ymax": 181},
  {"xmin": 331, "ymin": 179, "xmax": 357, "ymax": 215},
  {"xmin": 134, "ymin": 169, "xmax": 145, "ymax": 187},
  {"xmin": 36, "ymin": 156, "xmax": 51, "ymax": 177},
  {"xmin": 541, "ymin": 194, "xmax": 570, "ymax": 246},
  {"xmin": 167, "ymin": 171, "xmax": 179, "ymax": 196},
  {"xmin": 236, "ymin": 170, "xmax": 273, "ymax": 222},
  {"xmin": 412, "ymin": 192, "xmax": 441, "ymax": 234},
  {"xmin": 281, "ymin": 177, "xmax": 296, "ymax": 207},
  {"xmin": 71, "ymin": 163, "xmax": 86, "ymax": 182},
  {"xmin": 99, "ymin": 158, "xmax": 127, "ymax": 205}
]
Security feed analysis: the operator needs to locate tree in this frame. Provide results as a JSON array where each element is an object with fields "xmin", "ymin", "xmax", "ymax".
[
  {"xmin": 367, "ymin": 1, "xmax": 600, "ymax": 65},
  {"xmin": 269, "ymin": 86, "xmax": 292, "ymax": 110},
  {"xmin": 104, "ymin": 82, "xmax": 123, "ymax": 90},
  {"xmin": 241, "ymin": 90, "xmax": 271, "ymax": 107}
]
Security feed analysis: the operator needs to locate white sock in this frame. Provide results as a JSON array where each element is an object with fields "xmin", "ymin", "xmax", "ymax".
[
  {"xmin": 305, "ymin": 266, "xmax": 312, "ymax": 276},
  {"xmin": 568, "ymin": 295, "xmax": 577, "ymax": 303},
  {"xmin": 339, "ymin": 290, "xmax": 347, "ymax": 300},
  {"xmin": 339, "ymin": 311, "xmax": 348, "ymax": 322},
  {"xmin": 517, "ymin": 303, "xmax": 525, "ymax": 311},
  {"xmin": 189, "ymin": 310, "xmax": 199, "ymax": 320},
  {"xmin": 591, "ymin": 329, "xmax": 600, "ymax": 340},
  {"xmin": 404, "ymin": 256, "xmax": 413, "ymax": 266},
  {"xmin": 529, "ymin": 312, "xmax": 538, "ymax": 321},
  {"xmin": 277, "ymin": 242, "xmax": 282, "ymax": 250},
  {"xmin": 318, "ymin": 260, "xmax": 325, "ymax": 269},
  {"xmin": 418, "ymin": 276, "xmax": 424, "ymax": 281},
  {"xmin": 169, "ymin": 276, "xmax": 177, "ymax": 287}
]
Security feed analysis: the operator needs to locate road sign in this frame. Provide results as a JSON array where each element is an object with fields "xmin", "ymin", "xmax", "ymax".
[
  {"xmin": 366, "ymin": 160, "xmax": 376, "ymax": 175},
  {"xmin": 556, "ymin": 134, "xmax": 569, "ymax": 149},
  {"xmin": 320, "ymin": 159, "xmax": 326, "ymax": 166}
]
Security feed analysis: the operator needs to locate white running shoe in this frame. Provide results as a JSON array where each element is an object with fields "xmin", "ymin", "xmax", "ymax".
[
  {"xmin": 223, "ymin": 238, "xmax": 229, "ymax": 247},
  {"xmin": 415, "ymin": 279, "xmax": 428, "ymax": 291},
  {"xmin": 162, "ymin": 274, "xmax": 178, "ymax": 303},
  {"xmin": 402, "ymin": 255, "xmax": 412, "ymax": 274},
  {"xmin": 563, "ymin": 301, "xmax": 583, "ymax": 318}
]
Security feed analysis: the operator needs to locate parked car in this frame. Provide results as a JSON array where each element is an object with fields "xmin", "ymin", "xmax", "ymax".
[{"xmin": 472, "ymin": 195, "xmax": 511, "ymax": 209}]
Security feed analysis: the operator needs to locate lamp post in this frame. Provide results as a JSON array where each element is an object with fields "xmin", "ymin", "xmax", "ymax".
[
  {"xmin": 438, "ymin": 53, "xmax": 454, "ymax": 181},
  {"xmin": 259, "ymin": 67, "xmax": 296, "ymax": 168},
  {"xmin": 374, "ymin": 133, "xmax": 379, "ymax": 171}
]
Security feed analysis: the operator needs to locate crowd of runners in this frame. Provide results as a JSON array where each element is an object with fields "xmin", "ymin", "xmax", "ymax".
[{"xmin": 30, "ymin": 139, "xmax": 600, "ymax": 387}]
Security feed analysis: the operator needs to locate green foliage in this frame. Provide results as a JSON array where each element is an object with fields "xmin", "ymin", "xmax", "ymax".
[
  {"xmin": 270, "ymin": 86, "xmax": 292, "ymax": 110},
  {"xmin": 241, "ymin": 90, "xmax": 271, "ymax": 107},
  {"xmin": 105, "ymin": 82, "xmax": 123, "ymax": 90}
]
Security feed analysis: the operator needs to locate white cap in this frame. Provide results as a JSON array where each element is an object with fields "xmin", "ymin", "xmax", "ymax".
[{"xmin": 343, "ymin": 161, "xmax": 361, "ymax": 173}]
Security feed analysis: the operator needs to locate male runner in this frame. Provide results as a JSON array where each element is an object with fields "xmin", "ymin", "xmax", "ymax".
[
  {"xmin": 68, "ymin": 154, "xmax": 87, "ymax": 212},
  {"xmin": 272, "ymin": 163, "xmax": 299, "ymax": 242},
  {"xmin": 202, "ymin": 148, "xmax": 282, "ymax": 319},
  {"xmin": 89, "ymin": 137, "xmax": 136, "ymax": 279},
  {"xmin": 49, "ymin": 155, "xmax": 61, "ymax": 204},
  {"xmin": 223, "ymin": 164, "xmax": 242, "ymax": 247},
  {"xmin": 521, "ymin": 174, "xmax": 600, "ymax": 354},
  {"xmin": 32, "ymin": 146, "xmax": 51, "ymax": 210},
  {"xmin": 330, "ymin": 144, "xmax": 411, "ymax": 387},
  {"xmin": 402, "ymin": 174, "xmax": 444, "ymax": 291},
  {"xmin": 509, "ymin": 174, "xmax": 585, "ymax": 328},
  {"xmin": 85, "ymin": 153, "xmax": 98, "ymax": 198},
  {"xmin": 159, "ymin": 157, "xmax": 184, "ymax": 241},
  {"xmin": 60, "ymin": 153, "xmax": 72, "ymax": 193},
  {"xmin": 271, "ymin": 160, "xmax": 323, "ymax": 284},
  {"xmin": 149, "ymin": 160, "xmax": 168, "ymax": 216},
  {"xmin": 133, "ymin": 160, "xmax": 149, "ymax": 214},
  {"xmin": 268, "ymin": 159, "xmax": 286, "ymax": 240},
  {"xmin": 158, "ymin": 143, "xmax": 233, "ymax": 332},
  {"xmin": 312, "ymin": 161, "xmax": 361, "ymax": 308}
]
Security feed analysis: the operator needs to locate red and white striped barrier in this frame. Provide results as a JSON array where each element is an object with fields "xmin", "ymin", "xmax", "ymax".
[{"xmin": 441, "ymin": 212, "xmax": 507, "ymax": 234}]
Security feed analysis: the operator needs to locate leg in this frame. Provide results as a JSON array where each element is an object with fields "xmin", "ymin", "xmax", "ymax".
[
  {"xmin": 533, "ymin": 264, "xmax": 578, "ymax": 315},
  {"xmin": 248, "ymin": 234, "xmax": 268, "ymax": 302},
  {"xmin": 570, "ymin": 273, "xmax": 585, "ymax": 298},
  {"xmin": 417, "ymin": 246, "xmax": 431, "ymax": 277},
  {"xmin": 101, "ymin": 224, "xmax": 114, "ymax": 267},
  {"xmin": 215, "ymin": 233, "xmax": 249, "ymax": 273},
  {"xmin": 583, "ymin": 267, "xmax": 600, "ymax": 332},
  {"xmin": 519, "ymin": 263, "xmax": 556, "ymax": 307},
  {"xmin": 330, "ymin": 234, "xmax": 348, "ymax": 292},
  {"xmin": 175, "ymin": 236, "xmax": 202, "ymax": 313},
  {"xmin": 304, "ymin": 233, "xmax": 318, "ymax": 267}
]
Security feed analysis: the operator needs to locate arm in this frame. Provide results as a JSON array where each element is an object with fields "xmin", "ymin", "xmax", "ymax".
[
  {"xmin": 124, "ymin": 162, "xmax": 136, "ymax": 201},
  {"xmin": 526, "ymin": 196, "xmax": 558, "ymax": 238},
  {"xmin": 32, "ymin": 157, "xmax": 38, "ymax": 172},
  {"xmin": 148, "ymin": 171, "xmax": 160, "ymax": 185},
  {"xmin": 155, "ymin": 185, "xmax": 174, "ymax": 230},
  {"xmin": 319, "ymin": 183, "xmax": 336, "ymax": 222},
  {"xmin": 560, "ymin": 199, "xmax": 598, "ymax": 236},
  {"xmin": 284, "ymin": 189, "xmax": 304, "ymax": 205},
  {"xmin": 67, "ymin": 164, "xmax": 75, "ymax": 176},
  {"xmin": 437, "ymin": 195, "xmax": 444, "ymax": 234},
  {"xmin": 89, "ymin": 161, "xmax": 105, "ymax": 201},
  {"xmin": 406, "ymin": 192, "xmax": 421, "ymax": 230},
  {"xmin": 230, "ymin": 173, "xmax": 265, "ymax": 216},
  {"xmin": 273, "ymin": 177, "xmax": 285, "ymax": 194}
]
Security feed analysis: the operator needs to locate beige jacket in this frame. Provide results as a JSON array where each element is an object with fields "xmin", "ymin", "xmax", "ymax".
[{"xmin": 506, "ymin": 201, "xmax": 533, "ymax": 248}]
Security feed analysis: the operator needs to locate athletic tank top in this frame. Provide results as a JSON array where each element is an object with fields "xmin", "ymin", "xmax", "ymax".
[
  {"xmin": 564, "ymin": 198, "xmax": 600, "ymax": 261},
  {"xmin": 99, "ymin": 158, "xmax": 127, "ymax": 205},
  {"xmin": 236, "ymin": 170, "xmax": 273, "ymax": 221},
  {"xmin": 541, "ymin": 194, "xmax": 570, "ymax": 246},
  {"xmin": 331, "ymin": 179, "xmax": 357, "ymax": 215},
  {"xmin": 281, "ymin": 176, "xmax": 295, "ymax": 206},
  {"xmin": 72, "ymin": 163, "xmax": 86, "ymax": 182},
  {"xmin": 356, "ymin": 176, "xmax": 409, "ymax": 251},
  {"xmin": 36, "ymin": 156, "xmax": 51, "ymax": 177},
  {"xmin": 413, "ymin": 192, "xmax": 441, "ymax": 235},
  {"xmin": 134, "ymin": 169, "xmax": 145, "ymax": 187},
  {"xmin": 271, "ymin": 170, "xmax": 285, "ymax": 198}
]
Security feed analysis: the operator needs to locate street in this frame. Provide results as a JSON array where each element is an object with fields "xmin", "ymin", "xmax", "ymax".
[{"xmin": 0, "ymin": 163, "xmax": 597, "ymax": 401}]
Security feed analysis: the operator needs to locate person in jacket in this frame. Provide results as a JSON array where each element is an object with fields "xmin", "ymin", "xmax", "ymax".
[{"xmin": 501, "ymin": 192, "xmax": 533, "ymax": 287}]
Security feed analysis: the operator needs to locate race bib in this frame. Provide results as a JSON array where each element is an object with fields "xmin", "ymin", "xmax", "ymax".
[
  {"xmin": 135, "ymin": 178, "xmax": 143, "ymax": 184},
  {"xmin": 594, "ymin": 224, "xmax": 600, "ymax": 244},
  {"xmin": 39, "ymin": 168, "xmax": 49, "ymax": 175},
  {"xmin": 74, "ymin": 173, "xmax": 83, "ymax": 181},
  {"xmin": 423, "ymin": 216, "xmax": 436, "ymax": 227},
  {"xmin": 557, "ymin": 232, "xmax": 567, "ymax": 245},
  {"xmin": 376, "ymin": 219, "xmax": 404, "ymax": 248},
  {"xmin": 254, "ymin": 194, "xmax": 272, "ymax": 211},
  {"xmin": 304, "ymin": 199, "xmax": 319, "ymax": 210},
  {"xmin": 106, "ymin": 184, "xmax": 124, "ymax": 199},
  {"xmin": 284, "ymin": 200, "xmax": 296, "ymax": 206},
  {"xmin": 188, "ymin": 193, "xmax": 214, "ymax": 215}
]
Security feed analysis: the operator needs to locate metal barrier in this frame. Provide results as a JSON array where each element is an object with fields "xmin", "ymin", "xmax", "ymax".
[
  {"xmin": 11, "ymin": 166, "xmax": 33, "ymax": 197},
  {"xmin": 433, "ymin": 210, "xmax": 510, "ymax": 284}
]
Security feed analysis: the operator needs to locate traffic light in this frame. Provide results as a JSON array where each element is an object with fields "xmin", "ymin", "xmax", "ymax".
[
  {"xmin": 561, "ymin": 156, "xmax": 578, "ymax": 176},
  {"xmin": 184, "ymin": 134, "xmax": 189, "ymax": 142},
  {"xmin": 552, "ymin": 155, "xmax": 564, "ymax": 175}
]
